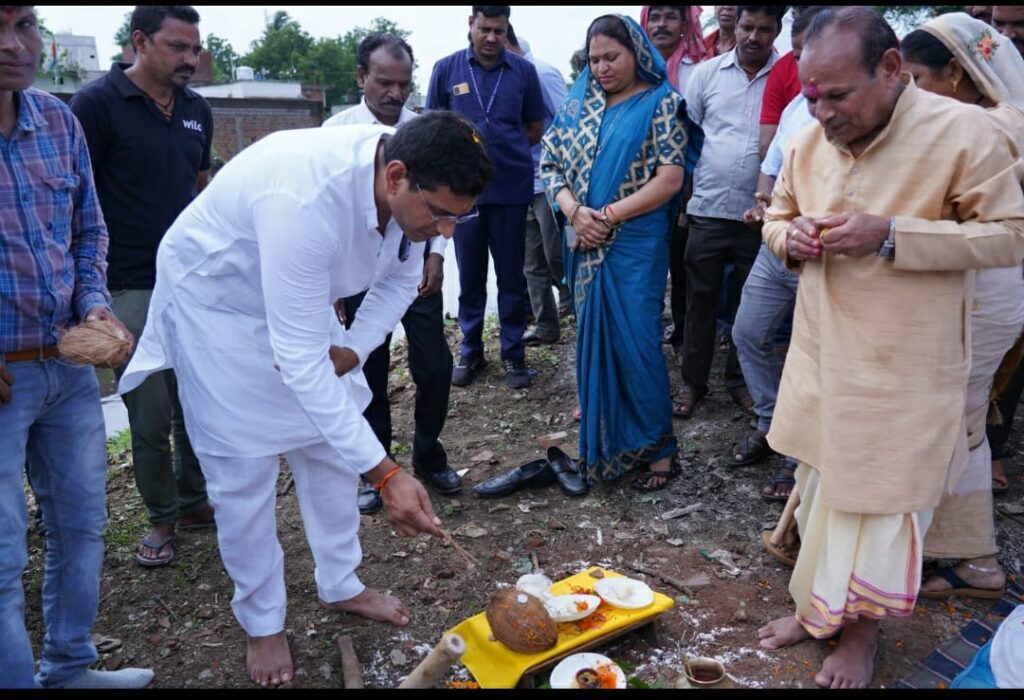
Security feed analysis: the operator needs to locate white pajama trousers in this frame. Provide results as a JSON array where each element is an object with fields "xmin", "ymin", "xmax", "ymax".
[{"xmin": 198, "ymin": 442, "xmax": 365, "ymax": 637}]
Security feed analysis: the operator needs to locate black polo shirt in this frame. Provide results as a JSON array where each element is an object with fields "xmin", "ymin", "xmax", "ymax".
[{"xmin": 70, "ymin": 62, "xmax": 212, "ymax": 289}]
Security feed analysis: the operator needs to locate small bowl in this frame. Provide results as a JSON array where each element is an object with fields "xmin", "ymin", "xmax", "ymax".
[
  {"xmin": 594, "ymin": 577, "xmax": 654, "ymax": 609},
  {"xmin": 544, "ymin": 594, "xmax": 602, "ymax": 623}
]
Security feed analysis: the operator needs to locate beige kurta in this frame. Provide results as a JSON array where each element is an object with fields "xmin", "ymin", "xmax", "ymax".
[{"xmin": 763, "ymin": 81, "xmax": 1024, "ymax": 515}]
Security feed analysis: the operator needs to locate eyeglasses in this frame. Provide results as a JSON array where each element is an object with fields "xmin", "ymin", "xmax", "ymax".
[{"xmin": 409, "ymin": 175, "xmax": 479, "ymax": 226}]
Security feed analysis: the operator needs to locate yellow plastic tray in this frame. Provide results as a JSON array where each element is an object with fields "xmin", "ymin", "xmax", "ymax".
[{"xmin": 445, "ymin": 567, "xmax": 674, "ymax": 688}]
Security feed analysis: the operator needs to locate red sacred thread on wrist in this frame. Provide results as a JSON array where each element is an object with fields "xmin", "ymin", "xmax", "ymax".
[{"xmin": 374, "ymin": 466, "xmax": 402, "ymax": 492}]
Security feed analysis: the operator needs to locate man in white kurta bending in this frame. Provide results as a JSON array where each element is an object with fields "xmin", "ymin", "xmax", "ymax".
[{"xmin": 119, "ymin": 111, "xmax": 491, "ymax": 687}]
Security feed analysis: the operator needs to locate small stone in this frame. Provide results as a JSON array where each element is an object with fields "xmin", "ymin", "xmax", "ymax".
[
  {"xmin": 437, "ymin": 569, "xmax": 456, "ymax": 580},
  {"xmin": 666, "ymin": 539, "xmax": 686, "ymax": 547},
  {"xmin": 157, "ymin": 616, "xmax": 171, "ymax": 630},
  {"xmin": 196, "ymin": 607, "xmax": 214, "ymax": 620},
  {"xmin": 319, "ymin": 663, "xmax": 333, "ymax": 679},
  {"xmin": 198, "ymin": 669, "xmax": 214, "ymax": 680},
  {"xmin": 197, "ymin": 583, "xmax": 212, "ymax": 592},
  {"xmin": 422, "ymin": 577, "xmax": 437, "ymax": 591},
  {"xmin": 390, "ymin": 649, "xmax": 408, "ymax": 666},
  {"xmin": 294, "ymin": 668, "xmax": 308, "ymax": 678},
  {"xmin": 488, "ymin": 504, "xmax": 511, "ymax": 514},
  {"xmin": 160, "ymin": 647, "xmax": 171, "ymax": 658}
]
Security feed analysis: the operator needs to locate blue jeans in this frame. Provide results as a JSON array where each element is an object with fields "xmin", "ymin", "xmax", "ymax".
[
  {"xmin": 732, "ymin": 244, "xmax": 799, "ymax": 434},
  {"xmin": 0, "ymin": 359, "xmax": 106, "ymax": 688}
]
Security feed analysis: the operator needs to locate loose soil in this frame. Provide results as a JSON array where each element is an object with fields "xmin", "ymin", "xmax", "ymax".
[{"xmin": 22, "ymin": 308, "xmax": 1024, "ymax": 689}]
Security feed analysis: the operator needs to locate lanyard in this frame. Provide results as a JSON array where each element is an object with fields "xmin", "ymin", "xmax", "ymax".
[{"xmin": 466, "ymin": 56, "xmax": 504, "ymax": 125}]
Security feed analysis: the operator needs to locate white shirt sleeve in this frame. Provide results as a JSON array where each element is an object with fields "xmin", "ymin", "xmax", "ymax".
[
  {"xmin": 343, "ymin": 238, "xmax": 423, "ymax": 367},
  {"xmin": 684, "ymin": 61, "xmax": 706, "ymax": 125},
  {"xmin": 252, "ymin": 193, "xmax": 387, "ymax": 474},
  {"xmin": 428, "ymin": 236, "xmax": 448, "ymax": 257}
]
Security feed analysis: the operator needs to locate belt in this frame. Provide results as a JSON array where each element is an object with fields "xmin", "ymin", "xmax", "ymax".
[{"xmin": 3, "ymin": 346, "xmax": 60, "ymax": 363}]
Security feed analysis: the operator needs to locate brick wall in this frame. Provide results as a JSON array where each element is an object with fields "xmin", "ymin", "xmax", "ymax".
[{"xmin": 205, "ymin": 97, "xmax": 325, "ymax": 164}]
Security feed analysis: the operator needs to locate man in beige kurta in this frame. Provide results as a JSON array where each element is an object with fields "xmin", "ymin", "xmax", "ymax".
[{"xmin": 754, "ymin": 6, "xmax": 1024, "ymax": 690}]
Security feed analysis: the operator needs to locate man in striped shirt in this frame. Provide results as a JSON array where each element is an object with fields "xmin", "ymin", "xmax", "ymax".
[{"xmin": 0, "ymin": 4, "xmax": 151, "ymax": 689}]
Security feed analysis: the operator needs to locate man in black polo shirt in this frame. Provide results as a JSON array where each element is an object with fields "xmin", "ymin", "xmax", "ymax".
[{"xmin": 70, "ymin": 5, "xmax": 214, "ymax": 568}]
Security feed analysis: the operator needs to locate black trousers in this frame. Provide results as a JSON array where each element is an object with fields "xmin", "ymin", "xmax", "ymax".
[
  {"xmin": 681, "ymin": 214, "xmax": 761, "ymax": 392},
  {"xmin": 988, "ymin": 353, "xmax": 1024, "ymax": 460},
  {"xmin": 343, "ymin": 287, "xmax": 453, "ymax": 472},
  {"xmin": 668, "ymin": 222, "xmax": 688, "ymax": 349}
]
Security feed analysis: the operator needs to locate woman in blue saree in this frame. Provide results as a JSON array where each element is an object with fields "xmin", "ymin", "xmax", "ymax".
[{"xmin": 540, "ymin": 14, "xmax": 689, "ymax": 490}]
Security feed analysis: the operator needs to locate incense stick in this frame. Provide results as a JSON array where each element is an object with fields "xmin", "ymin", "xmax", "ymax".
[{"xmin": 440, "ymin": 528, "xmax": 480, "ymax": 568}]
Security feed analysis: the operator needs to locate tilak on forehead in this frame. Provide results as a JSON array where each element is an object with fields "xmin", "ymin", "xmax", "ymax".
[
  {"xmin": 2, "ymin": 6, "xmax": 24, "ymax": 22},
  {"xmin": 802, "ymin": 77, "xmax": 820, "ymax": 100}
]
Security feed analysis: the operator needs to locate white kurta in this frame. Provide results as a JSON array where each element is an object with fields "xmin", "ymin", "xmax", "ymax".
[{"xmin": 120, "ymin": 124, "xmax": 423, "ymax": 473}]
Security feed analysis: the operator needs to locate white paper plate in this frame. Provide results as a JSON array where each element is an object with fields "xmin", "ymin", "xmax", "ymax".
[
  {"xmin": 594, "ymin": 577, "xmax": 654, "ymax": 610},
  {"xmin": 544, "ymin": 594, "xmax": 602, "ymax": 623},
  {"xmin": 549, "ymin": 652, "xmax": 626, "ymax": 689}
]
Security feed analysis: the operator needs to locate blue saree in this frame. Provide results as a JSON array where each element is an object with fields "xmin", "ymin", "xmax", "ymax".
[{"xmin": 540, "ymin": 16, "xmax": 690, "ymax": 483}]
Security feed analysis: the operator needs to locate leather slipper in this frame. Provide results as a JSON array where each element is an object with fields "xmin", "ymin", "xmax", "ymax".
[
  {"xmin": 761, "ymin": 529, "xmax": 797, "ymax": 568},
  {"xmin": 546, "ymin": 446, "xmax": 588, "ymax": 497},
  {"xmin": 917, "ymin": 566, "xmax": 1005, "ymax": 600},
  {"xmin": 135, "ymin": 534, "xmax": 177, "ymax": 568}
]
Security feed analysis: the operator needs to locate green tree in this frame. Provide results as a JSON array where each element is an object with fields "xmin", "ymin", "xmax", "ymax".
[
  {"xmin": 873, "ymin": 5, "xmax": 962, "ymax": 31},
  {"xmin": 205, "ymin": 33, "xmax": 239, "ymax": 83},
  {"xmin": 240, "ymin": 13, "xmax": 417, "ymax": 108},
  {"xmin": 111, "ymin": 11, "xmax": 132, "ymax": 62},
  {"xmin": 241, "ymin": 11, "xmax": 315, "ymax": 80}
]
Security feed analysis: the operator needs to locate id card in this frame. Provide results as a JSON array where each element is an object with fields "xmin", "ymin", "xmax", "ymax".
[{"xmin": 452, "ymin": 82, "xmax": 470, "ymax": 96}]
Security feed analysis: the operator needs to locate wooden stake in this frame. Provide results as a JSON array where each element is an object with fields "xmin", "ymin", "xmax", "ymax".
[
  {"xmin": 336, "ymin": 635, "xmax": 363, "ymax": 689},
  {"xmin": 769, "ymin": 489, "xmax": 800, "ymax": 548},
  {"xmin": 397, "ymin": 634, "xmax": 467, "ymax": 689}
]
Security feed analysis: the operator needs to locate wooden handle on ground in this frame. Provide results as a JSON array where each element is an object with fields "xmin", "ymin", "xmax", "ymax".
[
  {"xmin": 769, "ymin": 489, "xmax": 800, "ymax": 547},
  {"xmin": 337, "ymin": 635, "xmax": 364, "ymax": 689},
  {"xmin": 397, "ymin": 633, "xmax": 467, "ymax": 689}
]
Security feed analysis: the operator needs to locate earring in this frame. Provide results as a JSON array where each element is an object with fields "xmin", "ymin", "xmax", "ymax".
[{"xmin": 951, "ymin": 77, "xmax": 960, "ymax": 93}]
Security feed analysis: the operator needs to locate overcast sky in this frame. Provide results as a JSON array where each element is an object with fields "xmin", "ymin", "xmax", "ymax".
[{"xmin": 38, "ymin": 5, "xmax": 718, "ymax": 89}]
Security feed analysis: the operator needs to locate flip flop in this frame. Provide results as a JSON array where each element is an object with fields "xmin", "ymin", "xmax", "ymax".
[
  {"xmin": 917, "ymin": 566, "xmax": 1005, "ymax": 600},
  {"xmin": 724, "ymin": 431, "xmax": 775, "ymax": 467},
  {"xmin": 761, "ymin": 529, "xmax": 797, "ymax": 568},
  {"xmin": 761, "ymin": 464, "xmax": 796, "ymax": 502},
  {"xmin": 992, "ymin": 459, "xmax": 1009, "ymax": 493},
  {"xmin": 135, "ymin": 534, "xmax": 177, "ymax": 568}
]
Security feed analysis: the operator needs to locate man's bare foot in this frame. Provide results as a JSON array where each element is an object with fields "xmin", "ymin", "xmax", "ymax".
[
  {"xmin": 815, "ymin": 618, "xmax": 878, "ymax": 689},
  {"xmin": 320, "ymin": 588, "xmax": 412, "ymax": 626},
  {"xmin": 919, "ymin": 557, "xmax": 1005, "ymax": 595},
  {"xmin": 758, "ymin": 615, "xmax": 812, "ymax": 650},
  {"xmin": 246, "ymin": 631, "xmax": 293, "ymax": 688}
]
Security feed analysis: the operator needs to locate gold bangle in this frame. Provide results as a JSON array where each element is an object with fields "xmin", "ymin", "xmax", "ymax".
[{"xmin": 568, "ymin": 201, "xmax": 582, "ymax": 227}]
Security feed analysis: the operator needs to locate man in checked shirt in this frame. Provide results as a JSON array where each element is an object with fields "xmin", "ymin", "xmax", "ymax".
[{"xmin": 0, "ymin": 5, "xmax": 152, "ymax": 689}]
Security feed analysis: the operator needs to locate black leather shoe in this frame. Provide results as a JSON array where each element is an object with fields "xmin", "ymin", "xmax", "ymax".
[
  {"xmin": 357, "ymin": 479, "xmax": 382, "ymax": 514},
  {"xmin": 523, "ymin": 326, "xmax": 558, "ymax": 345},
  {"xmin": 546, "ymin": 446, "xmax": 588, "ymax": 497},
  {"xmin": 472, "ymin": 459, "xmax": 555, "ymax": 498},
  {"xmin": 452, "ymin": 354, "xmax": 486, "ymax": 387},
  {"xmin": 414, "ymin": 465, "xmax": 463, "ymax": 495}
]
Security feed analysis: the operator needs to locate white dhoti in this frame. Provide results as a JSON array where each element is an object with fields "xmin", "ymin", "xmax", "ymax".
[
  {"xmin": 925, "ymin": 266, "xmax": 1024, "ymax": 559},
  {"xmin": 200, "ymin": 443, "xmax": 363, "ymax": 637},
  {"xmin": 790, "ymin": 464, "xmax": 933, "ymax": 639}
]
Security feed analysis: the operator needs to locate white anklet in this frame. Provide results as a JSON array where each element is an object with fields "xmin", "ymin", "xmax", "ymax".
[{"xmin": 965, "ymin": 562, "xmax": 1001, "ymax": 574}]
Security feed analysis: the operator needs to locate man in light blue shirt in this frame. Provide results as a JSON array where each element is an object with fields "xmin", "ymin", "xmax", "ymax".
[
  {"xmin": 726, "ymin": 5, "xmax": 823, "ymax": 504},
  {"xmin": 507, "ymin": 25, "xmax": 570, "ymax": 343}
]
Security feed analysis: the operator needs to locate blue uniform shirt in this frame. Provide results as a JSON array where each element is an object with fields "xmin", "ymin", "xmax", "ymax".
[{"xmin": 426, "ymin": 46, "xmax": 548, "ymax": 206}]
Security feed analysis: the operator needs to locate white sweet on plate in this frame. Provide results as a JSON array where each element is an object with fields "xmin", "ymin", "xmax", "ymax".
[
  {"xmin": 515, "ymin": 573, "xmax": 554, "ymax": 602},
  {"xmin": 543, "ymin": 594, "xmax": 602, "ymax": 623},
  {"xmin": 593, "ymin": 577, "xmax": 654, "ymax": 609},
  {"xmin": 549, "ymin": 652, "xmax": 626, "ymax": 689}
]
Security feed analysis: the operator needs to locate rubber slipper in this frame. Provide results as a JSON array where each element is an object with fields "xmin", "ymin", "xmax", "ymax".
[
  {"xmin": 917, "ymin": 566, "xmax": 1005, "ymax": 600},
  {"xmin": 724, "ymin": 431, "xmax": 775, "ymax": 467},
  {"xmin": 992, "ymin": 459, "xmax": 1009, "ymax": 493},
  {"xmin": 135, "ymin": 534, "xmax": 177, "ymax": 568},
  {"xmin": 761, "ymin": 465, "xmax": 796, "ymax": 502},
  {"xmin": 631, "ymin": 459, "xmax": 682, "ymax": 492},
  {"xmin": 761, "ymin": 529, "xmax": 797, "ymax": 568}
]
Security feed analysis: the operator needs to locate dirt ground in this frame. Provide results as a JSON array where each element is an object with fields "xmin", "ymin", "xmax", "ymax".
[{"xmin": 22, "ymin": 306, "xmax": 1024, "ymax": 689}]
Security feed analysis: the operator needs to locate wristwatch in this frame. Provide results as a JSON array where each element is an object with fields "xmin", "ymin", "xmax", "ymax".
[{"xmin": 878, "ymin": 217, "xmax": 896, "ymax": 259}]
